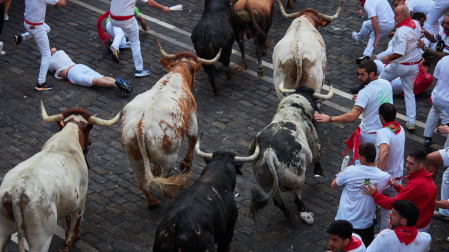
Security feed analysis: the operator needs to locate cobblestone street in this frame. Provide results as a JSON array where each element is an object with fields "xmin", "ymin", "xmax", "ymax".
[{"xmin": 0, "ymin": 0, "xmax": 448, "ymax": 251}]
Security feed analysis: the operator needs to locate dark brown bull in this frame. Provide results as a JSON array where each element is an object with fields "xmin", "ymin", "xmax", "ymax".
[{"xmin": 233, "ymin": 0, "xmax": 274, "ymax": 77}]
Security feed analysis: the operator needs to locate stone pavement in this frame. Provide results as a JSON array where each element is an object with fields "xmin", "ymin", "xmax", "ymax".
[{"xmin": 0, "ymin": 0, "xmax": 448, "ymax": 251}]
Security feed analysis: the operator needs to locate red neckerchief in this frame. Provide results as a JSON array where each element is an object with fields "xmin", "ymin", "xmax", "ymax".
[
  {"xmin": 341, "ymin": 127, "xmax": 376, "ymax": 165},
  {"xmin": 404, "ymin": 167, "xmax": 433, "ymax": 180},
  {"xmin": 394, "ymin": 226, "xmax": 418, "ymax": 245},
  {"xmin": 343, "ymin": 235, "xmax": 363, "ymax": 251},
  {"xmin": 383, "ymin": 121, "xmax": 401, "ymax": 135},
  {"xmin": 360, "ymin": 0, "xmax": 366, "ymax": 7},
  {"xmin": 445, "ymin": 31, "xmax": 449, "ymax": 36},
  {"xmin": 97, "ymin": 11, "xmax": 112, "ymax": 47},
  {"xmin": 397, "ymin": 17, "xmax": 416, "ymax": 29}
]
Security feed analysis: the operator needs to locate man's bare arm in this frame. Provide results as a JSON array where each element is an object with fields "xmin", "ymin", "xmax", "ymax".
[{"xmin": 377, "ymin": 143, "xmax": 389, "ymax": 171}]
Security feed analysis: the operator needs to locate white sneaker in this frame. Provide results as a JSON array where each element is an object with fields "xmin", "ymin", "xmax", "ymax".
[
  {"xmin": 0, "ymin": 49, "xmax": 5, "ymax": 56},
  {"xmin": 4, "ymin": 14, "xmax": 8, "ymax": 21},
  {"xmin": 352, "ymin": 31, "xmax": 364, "ymax": 46},
  {"xmin": 0, "ymin": 41, "xmax": 3, "ymax": 48}
]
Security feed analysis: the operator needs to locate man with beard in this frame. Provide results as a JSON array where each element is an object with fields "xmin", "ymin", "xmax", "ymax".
[
  {"xmin": 315, "ymin": 60, "xmax": 393, "ymax": 164},
  {"xmin": 367, "ymin": 200, "xmax": 431, "ymax": 251}
]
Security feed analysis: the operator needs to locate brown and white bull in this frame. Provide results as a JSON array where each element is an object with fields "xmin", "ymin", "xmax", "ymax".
[
  {"xmin": 120, "ymin": 39, "xmax": 221, "ymax": 207},
  {"xmin": 0, "ymin": 101, "xmax": 120, "ymax": 252},
  {"xmin": 272, "ymin": 0, "xmax": 342, "ymax": 100},
  {"xmin": 233, "ymin": 0, "xmax": 274, "ymax": 77},
  {"xmin": 248, "ymin": 84, "xmax": 333, "ymax": 225}
]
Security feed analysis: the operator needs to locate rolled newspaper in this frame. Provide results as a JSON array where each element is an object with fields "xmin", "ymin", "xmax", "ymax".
[
  {"xmin": 169, "ymin": 4, "xmax": 183, "ymax": 11},
  {"xmin": 340, "ymin": 155, "xmax": 350, "ymax": 172}
]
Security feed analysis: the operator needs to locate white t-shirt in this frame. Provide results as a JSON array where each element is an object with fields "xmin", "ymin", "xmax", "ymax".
[
  {"xmin": 355, "ymin": 79, "xmax": 393, "ymax": 133},
  {"xmin": 48, "ymin": 50, "xmax": 75, "ymax": 79},
  {"xmin": 375, "ymin": 126, "xmax": 405, "ymax": 179},
  {"xmin": 431, "ymin": 55, "xmax": 449, "ymax": 115},
  {"xmin": 367, "ymin": 229, "xmax": 431, "ymax": 252},
  {"xmin": 335, "ymin": 165, "xmax": 391, "ymax": 229},
  {"xmin": 406, "ymin": 0, "xmax": 434, "ymax": 15},
  {"xmin": 391, "ymin": 20, "xmax": 422, "ymax": 63},
  {"xmin": 110, "ymin": 0, "xmax": 147, "ymax": 16},
  {"xmin": 364, "ymin": 0, "xmax": 394, "ymax": 24},
  {"xmin": 24, "ymin": 0, "xmax": 59, "ymax": 23},
  {"xmin": 435, "ymin": 29, "xmax": 449, "ymax": 54}
]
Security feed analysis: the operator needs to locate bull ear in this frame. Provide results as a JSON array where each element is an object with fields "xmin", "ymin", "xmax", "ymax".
[{"xmin": 160, "ymin": 58, "xmax": 172, "ymax": 69}]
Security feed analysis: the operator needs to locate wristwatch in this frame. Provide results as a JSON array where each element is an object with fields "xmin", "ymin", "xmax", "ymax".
[{"xmin": 423, "ymin": 45, "xmax": 428, "ymax": 51}]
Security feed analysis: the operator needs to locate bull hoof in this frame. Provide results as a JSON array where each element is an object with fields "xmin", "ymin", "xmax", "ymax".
[
  {"xmin": 180, "ymin": 161, "xmax": 191, "ymax": 173},
  {"xmin": 314, "ymin": 169, "xmax": 324, "ymax": 177},
  {"xmin": 257, "ymin": 69, "xmax": 264, "ymax": 78},
  {"xmin": 58, "ymin": 247, "xmax": 69, "ymax": 252},
  {"xmin": 299, "ymin": 212, "xmax": 314, "ymax": 226},
  {"xmin": 147, "ymin": 199, "xmax": 160, "ymax": 208},
  {"xmin": 242, "ymin": 63, "xmax": 248, "ymax": 70}
]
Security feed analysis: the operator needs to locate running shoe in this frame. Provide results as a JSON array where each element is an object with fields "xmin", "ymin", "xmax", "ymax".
[
  {"xmin": 109, "ymin": 46, "xmax": 119, "ymax": 63},
  {"xmin": 135, "ymin": 69, "xmax": 150, "ymax": 77},
  {"xmin": 352, "ymin": 31, "xmax": 364, "ymax": 46},
  {"xmin": 35, "ymin": 82, "xmax": 54, "ymax": 91},
  {"xmin": 13, "ymin": 35, "xmax": 22, "ymax": 47},
  {"xmin": 115, "ymin": 78, "xmax": 133, "ymax": 92}
]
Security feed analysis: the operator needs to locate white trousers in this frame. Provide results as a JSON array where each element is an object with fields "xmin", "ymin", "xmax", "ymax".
[
  {"xmin": 67, "ymin": 64, "xmax": 103, "ymax": 87},
  {"xmin": 424, "ymin": 0, "xmax": 449, "ymax": 34},
  {"xmin": 22, "ymin": 22, "xmax": 51, "ymax": 84},
  {"xmin": 424, "ymin": 105, "xmax": 449, "ymax": 148},
  {"xmin": 110, "ymin": 18, "xmax": 143, "ymax": 71},
  {"xmin": 440, "ymin": 167, "xmax": 449, "ymax": 216},
  {"xmin": 380, "ymin": 184, "xmax": 400, "ymax": 231},
  {"xmin": 357, "ymin": 20, "xmax": 395, "ymax": 56},
  {"xmin": 379, "ymin": 63, "xmax": 419, "ymax": 125},
  {"xmin": 106, "ymin": 21, "xmax": 129, "ymax": 50}
]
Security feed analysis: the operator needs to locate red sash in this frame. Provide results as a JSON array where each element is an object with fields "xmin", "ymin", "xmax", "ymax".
[
  {"xmin": 343, "ymin": 235, "xmax": 363, "ymax": 251},
  {"xmin": 97, "ymin": 11, "xmax": 112, "ymax": 47},
  {"xmin": 360, "ymin": 0, "xmax": 366, "ymax": 8},
  {"xmin": 110, "ymin": 14, "xmax": 134, "ymax": 21},
  {"xmin": 66, "ymin": 65, "xmax": 75, "ymax": 84},
  {"xmin": 394, "ymin": 226, "xmax": 418, "ymax": 245},
  {"xmin": 383, "ymin": 121, "xmax": 401, "ymax": 135},
  {"xmin": 24, "ymin": 18, "xmax": 43, "ymax": 26},
  {"xmin": 341, "ymin": 127, "xmax": 376, "ymax": 164},
  {"xmin": 397, "ymin": 17, "xmax": 416, "ymax": 29}
]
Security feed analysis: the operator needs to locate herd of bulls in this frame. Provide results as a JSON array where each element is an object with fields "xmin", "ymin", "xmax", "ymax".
[{"xmin": 0, "ymin": 0, "xmax": 343, "ymax": 251}]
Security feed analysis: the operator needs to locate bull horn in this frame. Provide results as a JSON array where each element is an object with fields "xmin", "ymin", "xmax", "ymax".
[
  {"xmin": 278, "ymin": 80, "xmax": 296, "ymax": 94},
  {"xmin": 194, "ymin": 140, "xmax": 213, "ymax": 159},
  {"xmin": 155, "ymin": 38, "xmax": 176, "ymax": 59},
  {"xmin": 41, "ymin": 100, "xmax": 63, "ymax": 123},
  {"xmin": 276, "ymin": 0, "xmax": 299, "ymax": 19},
  {"xmin": 234, "ymin": 144, "xmax": 260, "ymax": 163},
  {"xmin": 313, "ymin": 85, "xmax": 334, "ymax": 100},
  {"xmin": 317, "ymin": 1, "xmax": 343, "ymax": 22},
  {"xmin": 88, "ymin": 110, "xmax": 122, "ymax": 127},
  {"xmin": 197, "ymin": 48, "xmax": 222, "ymax": 65}
]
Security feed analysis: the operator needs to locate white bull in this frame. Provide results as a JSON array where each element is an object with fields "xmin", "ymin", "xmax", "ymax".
[
  {"xmin": 0, "ymin": 101, "xmax": 120, "ymax": 252},
  {"xmin": 120, "ymin": 39, "xmax": 221, "ymax": 207},
  {"xmin": 249, "ymin": 84, "xmax": 333, "ymax": 225},
  {"xmin": 272, "ymin": 0, "xmax": 342, "ymax": 100}
]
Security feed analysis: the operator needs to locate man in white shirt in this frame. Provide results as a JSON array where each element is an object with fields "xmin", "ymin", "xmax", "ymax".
[
  {"xmin": 375, "ymin": 103, "xmax": 405, "ymax": 231},
  {"xmin": 109, "ymin": 0, "xmax": 170, "ymax": 77},
  {"xmin": 327, "ymin": 220, "xmax": 367, "ymax": 252},
  {"xmin": 422, "ymin": 55, "xmax": 449, "ymax": 149},
  {"xmin": 315, "ymin": 60, "xmax": 393, "ymax": 164},
  {"xmin": 392, "ymin": 0, "xmax": 433, "ymax": 17},
  {"xmin": 352, "ymin": 0, "xmax": 395, "ymax": 63},
  {"xmin": 428, "ymin": 147, "xmax": 449, "ymax": 221},
  {"xmin": 424, "ymin": 0, "xmax": 449, "ymax": 38},
  {"xmin": 378, "ymin": 5, "xmax": 422, "ymax": 131},
  {"xmin": 13, "ymin": 0, "xmax": 67, "ymax": 91},
  {"xmin": 48, "ymin": 48, "xmax": 133, "ymax": 97},
  {"xmin": 331, "ymin": 143, "xmax": 391, "ymax": 246},
  {"xmin": 367, "ymin": 200, "xmax": 431, "ymax": 252},
  {"xmin": 418, "ymin": 14, "xmax": 449, "ymax": 60}
]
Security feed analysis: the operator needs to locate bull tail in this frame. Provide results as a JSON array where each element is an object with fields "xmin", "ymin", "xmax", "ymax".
[
  {"xmin": 135, "ymin": 130, "xmax": 190, "ymax": 194},
  {"xmin": 249, "ymin": 148, "xmax": 279, "ymax": 221},
  {"xmin": 244, "ymin": 0, "xmax": 267, "ymax": 40},
  {"xmin": 1, "ymin": 191, "xmax": 26, "ymax": 252}
]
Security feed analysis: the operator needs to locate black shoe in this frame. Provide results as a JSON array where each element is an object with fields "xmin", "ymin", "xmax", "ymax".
[
  {"xmin": 109, "ymin": 46, "xmax": 119, "ymax": 63},
  {"xmin": 356, "ymin": 56, "xmax": 370, "ymax": 64},
  {"xmin": 13, "ymin": 35, "xmax": 22, "ymax": 47},
  {"xmin": 351, "ymin": 85, "xmax": 364, "ymax": 94}
]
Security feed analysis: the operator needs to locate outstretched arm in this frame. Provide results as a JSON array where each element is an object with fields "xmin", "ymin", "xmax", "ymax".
[
  {"xmin": 56, "ymin": 0, "xmax": 66, "ymax": 7},
  {"xmin": 146, "ymin": 0, "xmax": 170, "ymax": 13}
]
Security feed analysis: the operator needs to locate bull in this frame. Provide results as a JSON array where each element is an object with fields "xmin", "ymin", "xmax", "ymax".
[
  {"xmin": 272, "ymin": 0, "xmax": 342, "ymax": 100},
  {"xmin": 248, "ymin": 84, "xmax": 333, "ymax": 224},
  {"xmin": 191, "ymin": 0, "xmax": 235, "ymax": 96},
  {"xmin": 0, "ymin": 101, "xmax": 120, "ymax": 252},
  {"xmin": 233, "ymin": 0, "xmax": 274, "ymax": 77},
  {"xmin": 153, "ymin": 140, "xmax": 259, "ymax": 252},
  {"xmin": 120, "ymin": 39, "xmax": 221, "ymax": 207}
]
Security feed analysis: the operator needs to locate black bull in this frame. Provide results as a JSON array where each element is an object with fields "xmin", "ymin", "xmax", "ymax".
[
  {"xmin": 153, "ymin": 151, "xmax": 242, "ymax": 252},
  {"xmin": 191, "ymin": 0, "xmax": 235, "ymax": 96}
]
